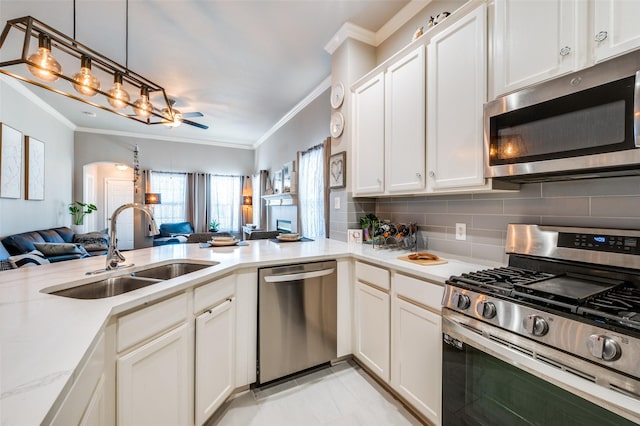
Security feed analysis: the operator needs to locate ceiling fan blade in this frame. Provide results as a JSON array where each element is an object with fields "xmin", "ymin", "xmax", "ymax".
[
  {"xmin": 183, "ymin": 119, "xmax": 209, "ymax": 130},
  {"xmin": 181, "ymin": 111, "xmax": 204, "ymax": 118}
]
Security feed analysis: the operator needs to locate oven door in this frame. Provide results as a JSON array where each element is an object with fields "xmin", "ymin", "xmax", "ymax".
[{"xmin": 442, "ymin": 311, "xmax": 640, "ymax": 425}]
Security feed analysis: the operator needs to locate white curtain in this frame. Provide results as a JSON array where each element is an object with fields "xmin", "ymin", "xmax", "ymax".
[
  {"xmin": 149, "ymin": 171, "xmax": 188, "ymax": 226},
  {"xmin": 298, "ymin": 145, "xmax": 325, "ymax": 238},
  {"xmin": 210, "ymin": 175, "xmax": 242, "ymax": 232}
]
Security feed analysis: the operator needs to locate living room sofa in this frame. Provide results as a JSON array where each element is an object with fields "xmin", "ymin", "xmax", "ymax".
[
  {"xmin": 1, "ymin": 227, "xmax": 110, "ymax": 268},
  {"xmin": 153, "ymin": 222, "xmax": 194, "ymax": 246}
]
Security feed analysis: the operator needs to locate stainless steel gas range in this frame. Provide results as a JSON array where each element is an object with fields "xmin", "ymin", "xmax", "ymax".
[{"xmin": 441, "ymin": 224, "xmax": 640, "ymax": 426}]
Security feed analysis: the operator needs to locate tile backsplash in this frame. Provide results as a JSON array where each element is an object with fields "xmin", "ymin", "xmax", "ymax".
[{"xmin": 369, "ymin": 176, "xmax": 640, "ymax": 264}]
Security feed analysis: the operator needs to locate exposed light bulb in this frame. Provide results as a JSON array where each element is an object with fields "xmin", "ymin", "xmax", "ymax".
[
  {"xmin": 26, "ymin": 34, "xmax": 62, "ymax": 82},
  {"xmin": 107, "ymin": 73, "xmax": 130, "ymax": 109},
  {"xmin": 133, "ymin": 87, "xmax": 153, "ymax": 119},
  {"xmin": 161, "ymin": 107, "xmax": 182, "ymax": 128},
  {"xmin": 72, "ymin": 56, "xmax": 101, "ymax": 96}
]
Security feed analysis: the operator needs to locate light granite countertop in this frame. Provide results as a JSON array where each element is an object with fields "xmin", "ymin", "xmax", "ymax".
[{"xmin": 0, "ymin": 238, "xmax": 497, "ymax": 425}]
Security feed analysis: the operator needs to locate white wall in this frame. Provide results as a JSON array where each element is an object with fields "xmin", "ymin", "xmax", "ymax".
[{"xmin": 0, "ymin": 78, "xmax": 75, "ymax": 236}]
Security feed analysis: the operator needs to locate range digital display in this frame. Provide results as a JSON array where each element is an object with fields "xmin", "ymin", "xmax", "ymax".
[{"xmin": 557, "ymin": 232, "xmax": 640, "ymax": 255}]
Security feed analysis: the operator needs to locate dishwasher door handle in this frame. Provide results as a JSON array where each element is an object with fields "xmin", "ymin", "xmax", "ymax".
[{"xmin": 263, "ymin": 268, "xmax": 335, "ymax": 283}]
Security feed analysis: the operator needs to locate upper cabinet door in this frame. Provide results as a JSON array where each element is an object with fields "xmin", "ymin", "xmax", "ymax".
[
  {"xmin": 492, "ymin": 0, "xmax": 584, "ymax": 98},
  {"xmin": 384, "ymin": 46, "xmax": 426, "ymax": 193},
  {"xmin": 427, "ymin": 5, "xmax": 487, "ymax": 191},
  {"xmin": 593, "ymin": 0, "xmax": 640, "ymax": 63},
  {"xmin": 352, "ymin": 72, "xmax": 385, "ymax": 196}
]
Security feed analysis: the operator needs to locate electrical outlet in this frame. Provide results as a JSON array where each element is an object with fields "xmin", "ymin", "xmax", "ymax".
[
  {"xmin": 455, "ymin": 223, "xmax": 467, "ymax": 241},
  {"xmin": 334, "ymin": 197, "xmax": 340, "ymax": 209}
]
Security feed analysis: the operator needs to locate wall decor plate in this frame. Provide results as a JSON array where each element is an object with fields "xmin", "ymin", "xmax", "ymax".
[
  {"xmin": 330, "ymin": 111, "xmax": 344, "ymax": 138},
  {"xmin": 330, "ymin": 81, "xmax": 345, "ymax": 109}
]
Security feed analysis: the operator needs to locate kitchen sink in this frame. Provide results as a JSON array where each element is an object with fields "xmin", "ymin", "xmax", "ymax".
[
  {"xmin": 51, "ymin": 276, "xmax": 162, "ymax": 299},
  {"xmin": 47, "ymin": 261, "xmax": 219, "ymax": 299},
  {"xmin": 131, "ymin": 262, "xmax": 215, "ymax": 280}
]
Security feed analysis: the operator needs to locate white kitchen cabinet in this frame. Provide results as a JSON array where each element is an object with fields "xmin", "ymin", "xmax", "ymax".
[
  {"xmin": 385, "ymin": 46, "xmax": 425, "ymax": 193},
  {"xmin": 195, "ymin": 297, "xmax": 235, "ymax": 426},
  {"xmin": 80, "ymin": 374, "xmax": 107, "ymax": 426},
  {"xmin": 354, "ymin": 261, "xmax": 390, "ymax": 382},
  {"xmin": 390, "ymin": 272, "xmax": 444, "ymax": 425},
  {"xmin": 593, "ymin": 0, "xmax": 640, "ymax": 63},
  {"xmin": 118, "ymin": 323, "xmax": 192, "ymax": 426},
  {"xmin": 427, "ymin": 5, "xmax": 488, "ymax": 191},
  {"xmin": 352, "ymin": 46, "xmax": 425, "ymax": 196},
  {"xmin": 352, "ymin": 72, "xmax": 385, "ymax": 195},
  {"xmin": 491, "ymin": 0, "xmax": 584, "ymax": 98}
]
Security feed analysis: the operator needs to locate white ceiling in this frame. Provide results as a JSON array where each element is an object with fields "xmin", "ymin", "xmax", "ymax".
[{"xmin": 0, "ymin": 0, "xmax": 411, "ymax": 148}]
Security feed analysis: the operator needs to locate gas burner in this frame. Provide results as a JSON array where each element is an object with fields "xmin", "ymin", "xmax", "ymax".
[{"xmin": 452, "ymin": 267, "xmax": 556, "ymax": 294}]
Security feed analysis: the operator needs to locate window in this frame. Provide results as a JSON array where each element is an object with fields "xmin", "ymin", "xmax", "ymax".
[
  {"xmin": 298, "ymin": 144, "xmax": 326, "ymax": 238},
  {"xmin": 210, "ymin": 175, "xmax": 242, "ymax": 232},
  {"xmin": 149, "ymin": 171, "xmax": 187, "ymax": 226}
]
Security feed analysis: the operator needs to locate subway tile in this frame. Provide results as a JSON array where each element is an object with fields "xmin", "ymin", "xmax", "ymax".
[
  {"xmin": 542, "ymin": 176, "xmax": 640, "ymax": 198},
  {"xmin": 472, "ymin": 215, "xmax": 541, "ymax": 231},
  {"xmin": 540, "ymin": 216, "xmax": 640, "ymax": 229},
  {"xmin": 389, "ymin": 212, "xmax": 427, "ymax": 225},
  {"xmin": 428, "ymin": 239, "xmax": 472, "ymax": 257},
  {"xmin": 448, "ymin": 199, "xmax": 504, "ymax": 215},
  {"xmin": 424, "ymin": 213, "xmax": 473, "ymax": 227},
  {"xmin": 504, "ymin": 197, "xmax": 589, "ymax": 216},
  {"xmin": 591, "ymin": 196, "xmax": 640, "ymax": 218},
  {"xmin": 376, "ymin": 202, "xmax": 409, "ymax": 215},
  {"xmin": 468, "ymin": 228, "xmax": 504, "ymax": 246},
  {"xmin": 470, "ymin": 244, "xmax": 508, "ymax": 264},
  {"xmin": 473, "ymin": 182, "xmax": 541, "ymax": 199},
  {"xmin": 408, "ymin": 199, "xmax": 448, "ymax": 213}
]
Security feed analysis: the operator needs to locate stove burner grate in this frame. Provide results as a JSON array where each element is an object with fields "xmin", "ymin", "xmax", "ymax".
[{"xmin": 454, "ymin": 267, "xmax": 556, "ymax": 291}]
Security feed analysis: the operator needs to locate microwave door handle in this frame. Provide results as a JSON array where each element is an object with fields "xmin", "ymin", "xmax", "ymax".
[{"xmin": 635, "ymin": 70, "xmax": 640, "ymax": 147}]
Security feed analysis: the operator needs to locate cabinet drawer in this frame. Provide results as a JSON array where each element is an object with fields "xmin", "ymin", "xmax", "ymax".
[
  {"xmin": 194, "ymin": 274, "xmax": 235, "ymax": 313},
  {"xmin": 394, "ymin": 273, "xmax": 443, "ymax": 312},
  {"xmin": 355, "ymin": 261, "xmax": 390, "ymax": 291},
  {"xmin": 117, "ymin": 293, "xmax": 188, "ymax": 352}
]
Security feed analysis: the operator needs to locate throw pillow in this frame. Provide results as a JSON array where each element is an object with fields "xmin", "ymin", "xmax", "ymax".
[
  {"xmin": 0, "ymin": 259, "xmax": 14, "ymax": 271},
  {"xmin": 9, "ymin": 250, "xmax": 50, "ymax": 268},
  {"xmin": 33, "ymin": 242, "xmax": 84, "ymax": 257},
  {"xmin": 73, "ymin": 231, "xmax": 109, "ymax": 251}
]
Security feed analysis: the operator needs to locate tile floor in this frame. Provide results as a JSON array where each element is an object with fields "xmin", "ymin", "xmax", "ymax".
[{"xmin": 207, "ymin": 360, "xmax": 424, "ymax": 425}]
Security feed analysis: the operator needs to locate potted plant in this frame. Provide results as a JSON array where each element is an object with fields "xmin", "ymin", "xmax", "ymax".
[
  {"xmin": 359, "ymin": 213, "xmax": 378, "ymax": 241},
  {"xmin": 209, "ymin": 219, "xmax": 220, "ymax": 232},
  {"xmin": 69, "ymin": 201, "xmax": 97, "ymax": 231}
]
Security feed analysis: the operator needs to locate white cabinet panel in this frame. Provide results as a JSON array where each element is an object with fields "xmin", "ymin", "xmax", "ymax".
[
  {"xmin": 385, "ymin": 46, "xmax": 425, "ymax": 193},
  {"xmin": 352, "ymin": 72, "xmax": 385, "ymax": 195},
  {"xmin": 354, "ymin": 281, "xmax": 390, "ymax": 382},
  {"xmin": 117, "ymin": 323, "xmax": 193, "ymax": 426},
  {"xmin": 392, "ymin": 297, "xmax": 442, "ymax": 425},
  {"xmin": 593, "ymin": 0, "xmax": 640, "ymax": 62},
  {"xmin": 428, "ymin": 5, "xmax": 487, "ymax": 190},
  {"xmin": 195, "ymin": 298, "xmax": 235, "ymax": 426}
]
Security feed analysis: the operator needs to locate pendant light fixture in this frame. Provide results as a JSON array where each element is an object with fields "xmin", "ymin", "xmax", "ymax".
[
  {"xmin": 161, "ymin": 107, "xmax": 183, "ymax": 128},
  {"xmin": 26, "ymin": 33, "xmax": 61, "ymax": 82},
  {"xmin": 72, "ymin": 55, "xmax": 100, "ymax": 96},
  {"xmin": 133, "ymin": 86, "xmax": 153, "ymax": 119},
  {"xmin": 107, "ymin": 72, "xmax": 130, "ymax": 109}
]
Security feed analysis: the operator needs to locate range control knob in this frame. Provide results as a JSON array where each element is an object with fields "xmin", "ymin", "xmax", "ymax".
[
  {"xmin": 587, "ymin": 335, "xmax": 621, "ymax": 361},
  {"xmin": 478, "ymin": 301, "xmax": 497, "ymax": 319},
  {"xmin": 453, "ymin": 293, "xmax": 471, "ymax": 310},
  {"xmin": 522, "ymin": 315, "xmax": 549, "ymax": 336}
]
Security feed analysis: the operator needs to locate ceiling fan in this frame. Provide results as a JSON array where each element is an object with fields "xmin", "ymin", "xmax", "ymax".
[{"xmin": 159, "ymin": 98, "xmax": 209, "ymax": 130}]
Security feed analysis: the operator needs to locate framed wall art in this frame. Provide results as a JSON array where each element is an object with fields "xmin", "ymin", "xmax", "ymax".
[
  {"xmin": 272, "ymin": 169, "xmax": 283, "ymax": 194},
  {"xmin": 329, "ymin": 151, "xmax": 346, "ymax": 189},
  {"xmin": 0, "ymin": 123, "xmax": 23, "ymax": 199},
  {"xmin": 25, "ymin": 136, "xmax": 45, "ymax": 200}
]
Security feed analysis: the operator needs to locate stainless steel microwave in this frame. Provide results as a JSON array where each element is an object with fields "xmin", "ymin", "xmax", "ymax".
[{"xmin": 484, "ymin": 50, "xmax": 640, "ymax": 183}]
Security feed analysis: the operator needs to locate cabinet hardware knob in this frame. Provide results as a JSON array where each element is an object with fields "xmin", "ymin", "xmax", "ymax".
[
  {"xmin": 416, "ymin": 172, "xmax": 422, "ymax": 178},
  {"xmin": 428, "ymin": 171, "xmax": 436, "ymax": 178},
  {"xmin": 595, "ymin": 31, "xmax": 608, "ymax": 42},
  {"xmin": 559, "ymin": 46, "xmax": 571, "ymax": 56}
]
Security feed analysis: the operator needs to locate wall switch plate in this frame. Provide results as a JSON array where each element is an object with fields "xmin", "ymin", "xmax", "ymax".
[
  {"xmin": 334, "ymin": 197, "xmax": 340, "ymax": 209},
  {"xmin": 455, "ymin": 223, "xmax": 467, "ymax": 241}
]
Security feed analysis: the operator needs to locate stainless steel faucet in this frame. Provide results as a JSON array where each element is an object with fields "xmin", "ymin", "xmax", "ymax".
[{"xmin": 106, "ymin": 203, "xmax": 159, "ymax": 270}]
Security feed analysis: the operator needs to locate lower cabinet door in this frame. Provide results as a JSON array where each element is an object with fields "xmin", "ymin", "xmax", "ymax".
[
  {"xmin": 79, "ymin": 374, "xmax": 107, "ymax": 426},
  {"xmin": 392, "ymin": 298, "xmax": 442, "ymax": 425},
  {"xmin": 117, "ymin": 323, "xmax": 193, "ymax": 426},
  {"xmin": 195, "ymin": 298, "xmax": 236, "ymax": 426},
  {"xmin": 355, "ymin": 282, "xmax": 390, "ymax": 382}
]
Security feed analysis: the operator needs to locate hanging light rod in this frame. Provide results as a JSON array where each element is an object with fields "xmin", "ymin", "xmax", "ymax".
[{"xmin": 0, "ymin": 16, "xmax": 182, "ymax": 127}]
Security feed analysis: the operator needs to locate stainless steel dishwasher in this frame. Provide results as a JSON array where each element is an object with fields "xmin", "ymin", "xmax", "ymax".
[{"xmin": 257, "ymin": 260, "xmax": 337, "ymax": 385}]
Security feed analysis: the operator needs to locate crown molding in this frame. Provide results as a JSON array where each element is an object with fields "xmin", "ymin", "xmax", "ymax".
[
  {"xmin": 0, "ymin": 74, "xmax": 77, "ymax": 130},
  {"xmin": 324, "ymin": 0, "xmax": 432, "ymax": 54},
  {"xmin": 253, "ymin": 75, "xmax": 331, "ymax": 149}
]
